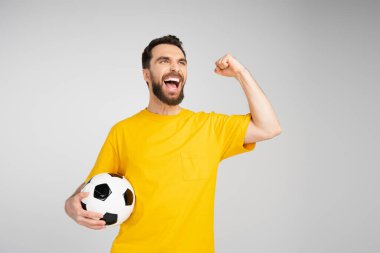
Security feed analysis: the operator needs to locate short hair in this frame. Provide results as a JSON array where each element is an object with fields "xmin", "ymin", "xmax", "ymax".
[{"xmin": 142, "ymin": 35, "xmax": 186, "ymax": 69}]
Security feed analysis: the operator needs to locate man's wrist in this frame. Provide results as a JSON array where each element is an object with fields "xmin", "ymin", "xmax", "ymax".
[{"xmin": 235, "ymin": 68, "xmax": 251, "ymax": 83}]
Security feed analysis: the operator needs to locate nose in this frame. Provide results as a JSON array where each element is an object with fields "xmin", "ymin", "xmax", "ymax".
[{"xmin": 170, "ymin": 62, "xmax": 179, "ymax": 72}]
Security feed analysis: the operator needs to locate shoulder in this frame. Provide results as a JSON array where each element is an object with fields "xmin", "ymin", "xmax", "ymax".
[
  {"xmin": 107, "ymin": 110, "xmax": 143, "ymax": 134},
  {"xmin": 185, "ymin": 108, "xmax": 227, "ymax": 119},
  {"xmin": 182, "ymin": 108, "xmax": 218, "ymax": 125},
  {"xmin": 183, "ymin": 108, "xmax": 250, "ymax": 126},
  {"xmin": 188, "ymin": 109, "xmax": 245, "ymax": 124}
]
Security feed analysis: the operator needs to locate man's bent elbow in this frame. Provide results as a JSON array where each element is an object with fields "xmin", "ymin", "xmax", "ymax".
[{"xmin": 267, "ymin": 126, "xmax": 282, "ymax": 139}]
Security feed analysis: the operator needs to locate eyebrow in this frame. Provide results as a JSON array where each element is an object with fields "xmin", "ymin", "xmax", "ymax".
[{"xmin": 156, "ymin": 56, "xmax": 187, "ymax": 64}]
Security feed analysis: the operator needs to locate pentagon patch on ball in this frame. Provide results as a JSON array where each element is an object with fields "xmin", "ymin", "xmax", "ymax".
[{"xmin": 81, "ymin": 173, "xmax": 136, "ymax": 227}]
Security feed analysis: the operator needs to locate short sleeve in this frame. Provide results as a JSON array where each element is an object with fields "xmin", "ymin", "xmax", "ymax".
[
  {"xmin": 84, "ymin": 125, "xmax": 120, "ymax": 183},
  {"xmin": 211, "ymin": 111, "xmax": 256, "ymax": 161}
]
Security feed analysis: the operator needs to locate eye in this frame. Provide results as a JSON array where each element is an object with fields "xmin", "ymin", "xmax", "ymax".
[
  {"xmin": 160, "ymin": 59, "xmax": 169, "ymax": 63},
  {"xmin": 179, "ymin": 61, "xmax": 187, "ymax": 66}
]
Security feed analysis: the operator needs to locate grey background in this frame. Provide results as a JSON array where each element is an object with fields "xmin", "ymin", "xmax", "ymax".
[{"xmin": 0, "ymin": 0, "xmax": 379, "ymax": 252}]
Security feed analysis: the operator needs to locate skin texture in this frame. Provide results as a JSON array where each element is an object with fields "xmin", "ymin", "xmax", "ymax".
[{"xmin": 65, "ymin": 43, "xmax": 282, "ymax": 230}]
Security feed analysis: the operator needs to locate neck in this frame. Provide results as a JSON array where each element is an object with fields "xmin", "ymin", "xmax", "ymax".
[{"xmin": 146, "ymin": 98, "xmax": 182, "ymax": 115}]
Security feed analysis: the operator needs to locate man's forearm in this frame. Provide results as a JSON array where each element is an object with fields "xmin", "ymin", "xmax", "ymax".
[{"xmin": 236, "ymin": 69, "xmax": 281, "ymax": 134}]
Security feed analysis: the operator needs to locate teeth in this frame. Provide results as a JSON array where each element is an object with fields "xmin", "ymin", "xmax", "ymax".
[{"xmin": 164, "ymin": 77, "xmax": 180, "ymax": 82}]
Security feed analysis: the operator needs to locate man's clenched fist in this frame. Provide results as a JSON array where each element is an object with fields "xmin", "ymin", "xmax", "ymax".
[{"xmin": 214, "ymin": 53, "xmax": 246, "ymax": 78}]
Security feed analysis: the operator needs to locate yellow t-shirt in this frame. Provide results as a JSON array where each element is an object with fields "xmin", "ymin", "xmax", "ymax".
[{"xmin": 85, "ymin": 107, "xmax": 256, "ymax": 253}]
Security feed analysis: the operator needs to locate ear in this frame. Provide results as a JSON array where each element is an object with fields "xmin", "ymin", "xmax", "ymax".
[{"xmin": 143, "ymin": 69, "xmax": 150, "ymax": 84}]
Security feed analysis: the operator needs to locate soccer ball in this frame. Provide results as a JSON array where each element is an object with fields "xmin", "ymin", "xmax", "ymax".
[{"xmin": 80, "ymin": 173, "xmax": 135, "ymax": 226}]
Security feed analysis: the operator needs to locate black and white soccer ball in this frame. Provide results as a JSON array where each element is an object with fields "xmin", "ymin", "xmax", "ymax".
[{"xmin": 81, "ymin": 173, "xmax": 135, "ymax": 226}]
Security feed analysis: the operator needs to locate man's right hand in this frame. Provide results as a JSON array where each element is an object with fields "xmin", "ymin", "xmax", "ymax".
[{"xmin": 65, "ymin": 189, "xmax": 106, "ymax": 230}]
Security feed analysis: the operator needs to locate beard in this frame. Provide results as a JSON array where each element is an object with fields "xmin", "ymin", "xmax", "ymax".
[{"xmin": 151, "ymin": 73, "xmax": 185, "ymax": 106}]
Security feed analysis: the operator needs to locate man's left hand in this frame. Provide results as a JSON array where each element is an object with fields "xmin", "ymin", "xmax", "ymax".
[{"xmin": 214, "ymin": 53, "xmax": 246, "ymax": 78}]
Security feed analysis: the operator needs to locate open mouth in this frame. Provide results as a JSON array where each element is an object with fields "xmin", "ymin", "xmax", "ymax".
[{"xmin": 163, "ymin": 76, "xmax": 181, "ymax": 89}]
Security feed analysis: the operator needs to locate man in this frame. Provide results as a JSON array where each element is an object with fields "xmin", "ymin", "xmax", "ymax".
[{"xmin": 65, "ymin": 35, "xmax": 281, "ymax": 252}]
